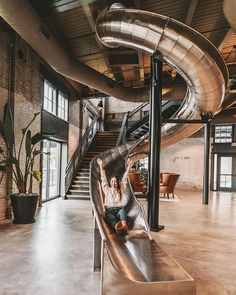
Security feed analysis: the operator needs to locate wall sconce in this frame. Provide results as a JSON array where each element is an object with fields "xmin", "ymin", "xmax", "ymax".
[{"xmin": 97, "ymin": 100, "xmax": 103, "ymax": 108}]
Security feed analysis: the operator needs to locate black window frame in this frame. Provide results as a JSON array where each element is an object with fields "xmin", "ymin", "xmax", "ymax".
[{"xmin": 43, "ymin": 79, "xmax": 69, "ymax": 122}]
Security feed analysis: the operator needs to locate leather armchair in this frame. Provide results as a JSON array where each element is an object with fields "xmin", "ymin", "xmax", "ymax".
[
  {"xmin": 160, "ymin": 173, "xmax": 180, "ymax": 198},
  {"xmin": 129, "ymin": 172, "xmax": 147, "ymax": 194}
]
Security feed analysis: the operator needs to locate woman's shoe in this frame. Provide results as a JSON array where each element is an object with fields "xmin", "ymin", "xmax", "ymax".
[
  {"xmin": 115, "ymin": 221, "xmax": 123, "ymax": 233},
  {"xmin": 115, "ymin": 222, "xmax": 128, "ymax": 235}
]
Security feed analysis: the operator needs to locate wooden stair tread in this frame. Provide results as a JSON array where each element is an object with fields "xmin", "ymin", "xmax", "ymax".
[{"xmin": 67, "ymin": 131, "xmax": 118, "ymax": 196}]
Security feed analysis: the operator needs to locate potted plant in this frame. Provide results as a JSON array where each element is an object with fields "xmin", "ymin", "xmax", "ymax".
[
  {"xmin": 0, "ymin": 103, "xmax": 50, "ymax": 224},
  {"xmin": 140, "ymin": 168, "xmax": 148, "ymax": 186}
]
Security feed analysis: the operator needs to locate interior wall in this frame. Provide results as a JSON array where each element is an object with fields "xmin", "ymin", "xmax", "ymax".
[
  {"xmin": 160, "ymin": 137, "xmax": 206, "ymax": 190},
  {"xmin": 104, "ymin": 96, "xmax": 143, "ymax": 130},
  {"xmin": 105, "ymin": 96, "xmax": 143, "ymax": 113},
  {"xmin": 0, "ymin": 24, "xmax": 84, "ymax": 220},
  {"xmin": 68, "ymin": 99, "xmax": 82, "ymax": 161},
  {"xmin": 14, "ymin": 38, "xmax": 42, "ymax": 195},
  {"xmin": 0, "ymin": 28, "xmax": 11, "ymax": 220}
]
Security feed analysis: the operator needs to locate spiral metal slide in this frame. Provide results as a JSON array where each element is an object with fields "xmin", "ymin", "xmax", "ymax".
[{"xmin": 90, "ymin": 4, "xmax": 228, "ymax": 295}]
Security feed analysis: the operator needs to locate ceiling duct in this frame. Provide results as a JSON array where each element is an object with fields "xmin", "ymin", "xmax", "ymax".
[
  {"xmin": 223, "ymin": 0, "xmax": 236, "ymax": 33},
  {"xmin": 0, "ymin": 1, "xmax": 228, "ymax": 146},
  {"xmin": 0, "ymin": 0, "xmax": 147, "ymax": 102}
]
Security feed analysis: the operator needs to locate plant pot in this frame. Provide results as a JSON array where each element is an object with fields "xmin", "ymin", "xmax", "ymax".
[{"xmin": 10, "ymin": 194, "xmax": 39, "ymax": 224}]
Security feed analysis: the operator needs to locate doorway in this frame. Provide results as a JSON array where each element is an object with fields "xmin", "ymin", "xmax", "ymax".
[
  {"xmin": 213, "ymin": 154, "xmax": 236, "ymax": 191},
  {"xmin": 42, "ymin": 140, "xmax": 62, "ymax": 201}
]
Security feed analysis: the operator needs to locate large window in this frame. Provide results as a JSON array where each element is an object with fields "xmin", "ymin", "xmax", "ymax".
[
  {"xmin": 43, "ymin": 80, "xmax": 68, "ymax": 121},
  {"xmin": 214, "ymin": 125, "xmax": 232, "ymax": 143}
]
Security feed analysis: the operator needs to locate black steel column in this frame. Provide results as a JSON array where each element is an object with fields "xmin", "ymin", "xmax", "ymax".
[
  {"xmin": 148, "ymin": 54, "xmax": 164, "ymax": 231},
  {"xmin": 203, "ymin": 121, "xmax": 211, "ymax": 204}
]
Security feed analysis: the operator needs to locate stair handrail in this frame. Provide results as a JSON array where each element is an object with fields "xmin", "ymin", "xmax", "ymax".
[
  {"xmin": 128, "ymin": 101, "xmax": 149, "ymax": 118},
  {"xmin": 117, "ymin": 100, "xmax": 184, "ymax": 144},
  {"xmin": 116, "ymin": 112, "xmax": 129, "ymax": 146},
  {"xmin": 65, "ymin": 114, "xmax": 99, "ymax": 193},
  {"xmin": 116, "ymin": 101, "xmax": 149, "ymax": 146}
]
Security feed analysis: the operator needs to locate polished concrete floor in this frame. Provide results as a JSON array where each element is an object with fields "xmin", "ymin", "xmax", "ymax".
[{"xmin": 0, "ymin": 190, "xmax": 235, "ymax": 294}]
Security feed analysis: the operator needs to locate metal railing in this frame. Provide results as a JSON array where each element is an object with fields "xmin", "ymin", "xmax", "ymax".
[
  {"xmin": 65, "ymin": 115, "xmax": 99, "ymax": 193},
  {"xmin": 116, "ymin": 112, "xmax": 129, "ymax": 146},
  {"xmin": 127, "ymin": 101, "xmax": 149, "ymax": 126},
  {"xmin": 116, "ymin": 102, "xmax": 149, "ymax": 146},
  {"xmin": 116, "ymin": 100, "xmax": 183, "ymax": 145}
]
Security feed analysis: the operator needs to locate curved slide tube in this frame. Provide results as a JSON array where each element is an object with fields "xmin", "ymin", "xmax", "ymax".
[
  {"xmin": 96, "ymin": 3, "xmax": 228, "ymax": 148},
  {"xmin": 90, "ymin": 4, "xmax": 228, "ymax": 295}
]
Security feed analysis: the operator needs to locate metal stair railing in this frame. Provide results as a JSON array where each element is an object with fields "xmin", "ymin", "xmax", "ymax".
[
  {"xmin": 116, "ymin": 102, "xmax": 149, "ymax": 146},
  {"xmin": 116, "ymin": 112, "xmax": 129, "ymax": 146},
  {"xmin": 65, "ymin": 115, "xmax": 99, "ymax": 193},
  {"xmin": 116, "ymin": 100, "xmax": 183, "ymax": 144}
]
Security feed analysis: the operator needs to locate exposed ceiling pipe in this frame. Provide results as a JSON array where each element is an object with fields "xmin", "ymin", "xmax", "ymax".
[
  {"xmin": 0, "ymin": 0, "xmax": 149, "ymax": 102},
  {"xmin": 96, "ymin": 3, "xmax": 228, "ymax": 147},
  {"xmin": 223, "ymin": 0, "xmax": 236, "ymax": 33}
]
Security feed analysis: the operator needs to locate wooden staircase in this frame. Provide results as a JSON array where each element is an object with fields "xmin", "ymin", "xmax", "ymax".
[{"xmin": 66, "ymin": 131, "xmax": 119, "ymax": 200}]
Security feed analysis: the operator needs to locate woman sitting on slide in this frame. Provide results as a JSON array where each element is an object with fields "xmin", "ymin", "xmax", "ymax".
[{"xmin": 97, "ymin": 158, "xmax": 133, "ymax": 235}]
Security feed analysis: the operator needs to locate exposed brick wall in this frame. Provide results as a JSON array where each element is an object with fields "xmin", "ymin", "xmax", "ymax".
[
  {"xmin": 0, "ymin": 25, "xmax": 85, "ymax": 220},
  {"xmin": 104, "ymin": 96, "xmax": 146, "ymax": 131},
  {"xmin": 105, "ymin": 96, "xmax": 142, "ymax": 113},
  {"xmin": 160, "ymin": 138, "xmax": 206, "ymax": 190},
  {"xmin": 15, "ymin": 39, "xmax": 42, "ymax": 105},
  {"xmin": 12, "ymin": 39, "xmax": 42, "ymax": 195},
  {"xmin": 82, "ymin": 108, "xmax": 90, "ymax": 134},
  {"xmin": 0, "ymin": 29, "xmax": 12, "ymax": 220},
  {"xmin": 68, "ymin": 124, "xmax": 80, "ymax": 160},
  {"xmin": 13, "ymin": 94, "xmax": 41, "ymax": 194}
]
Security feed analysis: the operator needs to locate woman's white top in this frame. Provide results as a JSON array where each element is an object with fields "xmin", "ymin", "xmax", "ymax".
[{"xmin": 100, "ymin": 167, "xmax": 129, "ymax": 208}]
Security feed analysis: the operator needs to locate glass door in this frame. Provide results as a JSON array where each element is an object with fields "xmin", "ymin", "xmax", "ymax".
[
  {"xmin": 42, "ymin": 140, "xmax": 61, "ymax": 201},
  {"xmin": 216, "ymin": 155, "xmax": 236, "ymax": 191}
]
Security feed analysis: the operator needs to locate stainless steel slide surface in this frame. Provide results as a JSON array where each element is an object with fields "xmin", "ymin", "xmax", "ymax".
[
  {"xmin": 90, "ymin": 4, "xmax": 228, "ymax": 295},
  {"xmin": 90, "ymin": 143, "xmax": 196, "ymax": 294}
]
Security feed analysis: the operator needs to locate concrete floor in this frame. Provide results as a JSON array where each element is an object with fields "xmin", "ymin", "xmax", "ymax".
[
  {"xmin": 155, "ymin": 190, "xmax": 236, "ymax": 295},
  {"xmin": 0, "ymin": 190, "xmax": 235, "ymax": 294}
]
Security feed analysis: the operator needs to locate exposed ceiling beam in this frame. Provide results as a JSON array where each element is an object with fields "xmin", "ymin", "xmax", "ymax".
[
  {"xmin": 207, "ymin": 28, "xmax": 230, "ymax": 48},
  {"xmin": 133, "ymin": 0, "xmax": 145, "ymax": 85},
  {"xmin": 185, "ymin": 0, "xmax": 198, "ymax": 26},
  {"xmin": 109, "ymin": 54, "xmax": 139, "ymax": 65},
  {"xmin": 138, "ymin": 51, "xmax": 145, "ymax": 83},
  {"xmin": 218, "ymin": 29, "xmax": 232, "ymax": 51},
  {"xmin": 83, "ymin": 3, "xmax": 114, "ymax": 79},
  {"xmin": 30, "ymin": 0, "xmax": 98, "ymax": 16},
  {"xmin": 216, "ymin": 30, "xmax": 232, "ymax": 49}
]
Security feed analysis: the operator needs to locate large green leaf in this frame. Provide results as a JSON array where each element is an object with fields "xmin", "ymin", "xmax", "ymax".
[
  {"xmin": 31, "ymin": 132, "xmax": 53, "ymax": 145},
  {"xmin": 3, "ymin": 103, "xmax": 14, "ymax": 144},
  {"xmin": 25, "ymin": 130, "xmax": 32, "ymax": 157},
  {"xmin": 0, "ymin": 120, "xmax": 4, "ymax": 137},
  {"xmin": 21, "ymin": 111, "xmax": 40, "ymax": 136},
  {"xmin": 0, "ymin": 160, "xmax": 7, "ymax": 166},
  {"xmin": 0, "ymin": 156, "xmax": 19, "ymax": 167}
]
